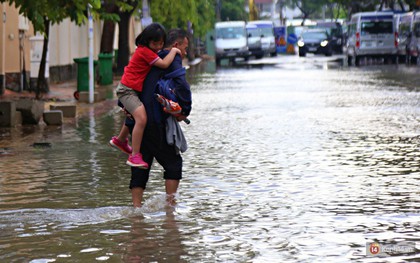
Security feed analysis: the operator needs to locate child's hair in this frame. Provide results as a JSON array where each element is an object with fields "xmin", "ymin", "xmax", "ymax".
[{"xmin": 135, "ymin": 23, "xmax": 167, "ymax": 47}]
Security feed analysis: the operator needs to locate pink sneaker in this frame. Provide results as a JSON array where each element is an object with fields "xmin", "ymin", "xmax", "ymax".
[
  {"xmin": 127, "ymin": 153, "xmax": 149, "ymax": 169},
  {"xmin": 109, "ymin": 136, "xmax": 132, "ymax": 155}
]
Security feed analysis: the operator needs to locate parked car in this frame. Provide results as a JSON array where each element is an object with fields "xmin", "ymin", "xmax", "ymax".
[
  {"xmin": 396, "ymin": 11, "xmax": 420, "ymax": 64},
  {"xmin": 346, "ymin": 11, "xmax": 398, "ymax": 66},
  {"xmin": 246, "ymin": 24, "xmax": 264, "ymax": 59},
  {"xmin": 297, "ymin": 29, "xmax": 333, "ymax": 57},
  {"xmin": 315, "ymin": 21, "xmax": 344, "ymax": 54}
]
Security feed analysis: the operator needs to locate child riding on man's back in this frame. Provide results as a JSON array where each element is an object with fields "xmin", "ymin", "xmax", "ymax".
[{"xmin": 109, "ymin": 23, "xmax": 181, "ymax": 168}]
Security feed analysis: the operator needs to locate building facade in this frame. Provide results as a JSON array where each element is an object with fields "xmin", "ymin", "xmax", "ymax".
[{"xmin": 0, "ymin": 3, "xmax": 33, "ymax": 93}]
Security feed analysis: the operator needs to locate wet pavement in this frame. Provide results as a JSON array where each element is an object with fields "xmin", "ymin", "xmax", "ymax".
[
  {"xmin": 0, "ymin": 54, "xmax": 419, "ymax": 262},
  {"xmin": 0, "ymin": 79, "xmax": 78, "ymax": 102}
]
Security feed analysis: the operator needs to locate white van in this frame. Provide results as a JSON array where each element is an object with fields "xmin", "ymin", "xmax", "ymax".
[
  {"xmin": 247, "ymin": 20, "xmax": 277, "ymax": 56},
  {"xmin": 396, "ymin": 12, "xmax": 413, "ymax": 60},
  {"xmin": 246, "ymin": 24, "xmax": 264, "ymax": 59},
  {"xmin": 346, "ymin": 11, "xmax": 398, "ymax": 66},
  {"xmin": 214, "ymin": 21, "xmax": 250, "ymax": 65},
  {"xmin": 396, "ymin": 11, "xmax": 420, "ymax": 64}
]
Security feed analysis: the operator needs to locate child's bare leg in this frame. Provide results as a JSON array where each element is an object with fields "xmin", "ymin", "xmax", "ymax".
[
  {"xmin": 117, "ymin": 123, "xmax": 130, "ymax": 141},
  {"xmin": 131, "ymin": 105, "xmax": 147, "ymax": 155}
]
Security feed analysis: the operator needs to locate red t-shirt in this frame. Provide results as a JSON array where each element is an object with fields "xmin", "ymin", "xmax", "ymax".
[{"xmin": 121, "ymin": 45, "xmax": 159, "ymax": 92}]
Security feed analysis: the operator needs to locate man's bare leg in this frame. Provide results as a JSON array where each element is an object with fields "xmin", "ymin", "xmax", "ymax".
[
  {"xmin": 165, "ymin": 179, "xmax": 179, "ymax": 206},
  {"xmin": 131, "ymin": 187, "xmax": 144, "ymax": 208}
]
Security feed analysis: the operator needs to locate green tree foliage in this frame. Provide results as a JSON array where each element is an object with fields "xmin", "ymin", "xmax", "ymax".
[
  {"xmin": 148, "ymin": 0, "xmax": 215, "ymax": 61},
  {"xmin": 220, "ymin": 0, "xmax": 246, "ymax": 21},
  {"xmin": 285, "ymin": 0, "xmax": 328, "ymax": 24},
  {"xmin": 150, "ymin": 0, "xmax": 198, "ymax": 31},
  {"xmin": 0, "ymin": 0, "xmax": 101, "ymax": 33},
  {"xmin": 106, "ymin": 0, "xmax": 217, "ymax": 73},
  {"xmin": 195, "ymin": 0, "xmax": 216, "ymax": 37}
]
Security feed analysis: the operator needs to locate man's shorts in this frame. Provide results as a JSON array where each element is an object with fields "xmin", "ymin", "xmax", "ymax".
[{"xmin": 116, "ymin": 82, "xmax": 143, "ymax": 114}]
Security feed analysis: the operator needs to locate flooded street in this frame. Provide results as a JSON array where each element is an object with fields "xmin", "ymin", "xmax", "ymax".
[{"xmin": 0, "ymin": 55, "xmax": 419, "ymax": 262}]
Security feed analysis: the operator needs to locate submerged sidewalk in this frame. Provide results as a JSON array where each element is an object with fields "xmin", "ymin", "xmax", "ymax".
[
  {"xmin": 1, "ymin": 80, "xmax": 79, "ymax": 102},
  {"xmin": 0, "ymin": 57, "xmax": 198, "ymax": 102}
]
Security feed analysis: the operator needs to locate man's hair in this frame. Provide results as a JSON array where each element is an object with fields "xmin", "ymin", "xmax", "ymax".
[{"xmin": 165, "ymin": 29, "xmax": 188, "ymax": 48}]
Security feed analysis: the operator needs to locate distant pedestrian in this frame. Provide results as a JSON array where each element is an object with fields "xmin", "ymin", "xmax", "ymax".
[{"xmin": 109, "ymin": 23, "xmax": 181, "ymax": 168}]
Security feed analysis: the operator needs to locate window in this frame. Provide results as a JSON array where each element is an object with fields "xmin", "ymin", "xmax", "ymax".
[
  {"xmin": 414, "ymin": 23, "xmax": 420, "ymax": 38},
  {"xmin": 399, "ymin": 23, "xmax": 411, "ymax": 38},
  {"xmin": 216, "ymin": 27, "xmax": 246, "ymax": 39},
  {"xmin": 361, "ymin": 21, "xmax": 393, "ymax": 35}
]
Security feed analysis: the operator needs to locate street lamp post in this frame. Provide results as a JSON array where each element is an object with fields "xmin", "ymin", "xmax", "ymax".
[{"xmin": 88, "ymin": 4, "xmax": 94, "ymax": 104}]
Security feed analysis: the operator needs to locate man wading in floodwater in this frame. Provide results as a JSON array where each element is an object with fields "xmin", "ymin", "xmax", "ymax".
[{"xmin": 123, "ymin": 28, "xmax": 192, "ymax": 207}]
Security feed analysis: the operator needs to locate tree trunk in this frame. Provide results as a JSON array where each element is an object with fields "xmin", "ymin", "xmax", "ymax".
[
  {"xmin": 100, "ymin": 3, "xmax": 118, "ymax": 54},
  {"xmin": 398, "ymin": 0, "xmax": 405, "ymax": 11},
  {"xmin": 301, "ymin": 13, "xmax": 308, "ymax": 26},
  {"xmin": 100, "ymin": 21, "xmax": 116, "ymax": 54},
  {"xmin": 36, "ymin": 18, "xmax": 50, "ymax": 99},
  {"xmin": 116, "ymin": 11, "xmax": 133, "ymax": 75}
]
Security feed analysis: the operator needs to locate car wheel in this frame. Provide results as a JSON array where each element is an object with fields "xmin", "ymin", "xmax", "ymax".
[
  {"xmin": 355, "ymin": 55, "xmax": 361, "ymax": 66},
  {"xmin": 391, "ymin": 55, "xmax": 398, "ymax": 64},
  {"xmin": 298, "ymin": 49, "xmax": 306, "ymax": 57},
  {"xmin": 405, "ymin": 55, "xmax": 410, "ymax": 64},
  {"xmin": 347, "ymin": 55, "xmax": 352, "ymax": 66},
  {"xmin": 410, "ymin": 55, "xmax": 418, "ymax": 65}
]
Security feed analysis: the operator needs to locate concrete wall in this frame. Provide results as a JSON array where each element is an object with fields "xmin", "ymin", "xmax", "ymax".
[
  {"xmin": 49, "ymin": 18, "xmax": 102, "ymax": 66},
  {"xmin": 48, "ymin": 18, "xmax": 103, "ymax": 82},
  {"xmin": 48, "ymin": 16, "xmax": 141, "ymax": 82}
]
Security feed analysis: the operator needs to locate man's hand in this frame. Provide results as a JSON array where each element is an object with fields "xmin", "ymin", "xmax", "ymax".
[
  {"xmin": 176, "ymin": 114, "xmax": 187, "ymax": 122},
  {"xmin": 171, "ymin": 47, "xmax": 182, "ymax": 55},
  {"xmin": 176, "ymin": 114, "xmax": 190, "ymax": 124}
]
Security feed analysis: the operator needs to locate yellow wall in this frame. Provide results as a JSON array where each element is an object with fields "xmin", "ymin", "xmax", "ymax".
[
  {"xmin": 3, "ymin": 3, "xmax": 33, "ymax": 74},
  {"xmin": 0, "ymin": 4, "xmax": 5, "ymax": 77}
]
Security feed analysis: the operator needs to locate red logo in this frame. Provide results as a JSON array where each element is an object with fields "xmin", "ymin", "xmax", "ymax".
[{"xmin": 369, "ymin": 243, "xmax": 381, "ymax": 254}]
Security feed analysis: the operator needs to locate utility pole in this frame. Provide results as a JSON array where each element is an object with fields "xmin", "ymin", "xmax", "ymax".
[
  {"xmin": 88, "ymin": 4, "xmax": 94, "ymax": 104},
  {"xmin": 141, "ymin": 0, "xmax": 152, "ymax": 28},
  {"xmin": 216, "ymin": 0, "xmax": 221, "ymax": 21},
  {"xmin": 278, "ymin": 0, "xmax": 284, "ymax": 26}
]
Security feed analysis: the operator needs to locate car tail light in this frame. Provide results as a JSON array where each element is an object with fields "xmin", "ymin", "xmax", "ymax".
[
  {"xmin": 356, "ymin": 32, "xmax": 360, "ymax": 48},
  {"xmin": 394, "ymin": 32, "xmax": 398, "ymax": 48}
]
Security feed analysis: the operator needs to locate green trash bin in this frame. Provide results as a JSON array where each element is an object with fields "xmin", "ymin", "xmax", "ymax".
[
  {"xmin": 98, "ymin": 53, "xmax": 114, "ymax": 85},
  {"xmin": 73, "ymin": 57, "xmax": 98, "ymax": 93}
]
